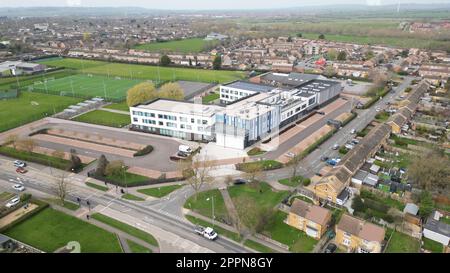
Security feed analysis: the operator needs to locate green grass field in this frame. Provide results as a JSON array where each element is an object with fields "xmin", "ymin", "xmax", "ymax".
[
  {"xmin": 28, "ymin": 74, "xmax": 143, "ymax": 100},
  {"xmin": 72, "ymin": 110, "xmax": 130, "ymax": 128},
  {"xmin": 184, "ymin": 189, "xmax": 229, "ymax": 221},
  {"xmin": 228, "ymin": 182, "xmax": 289, "ymax": 212},
  {"xmin": 122, "ymin": 193, "xmax": 145, "ymax": 201},
  {"xmin": 127, "ymin": 239, "xmax": 152, "ymax": 253},
  {"xmin": 37, "ymin": 58, "xmax": 245, "ymax": 84},
  {"xmin": 385, "ymin": 231, "xmax": 420, "ymax": 253},
  {"xmin": 4, "ymin": 208, "xmax": 122, "ymax": 253},
  {"xmin": 0, "ymin": 92, "xmax": 82, "ymax": 133},
  {"xmin": 134, "ymin": 38, "xmax": 216, "ymax": 53},
  {"xmin": 138, "ymin": 184, "xmax": 183, "ymax": 198},
  {"xmin": 103, "ymin": 102, "xmax": 130, "ymax": 112}
]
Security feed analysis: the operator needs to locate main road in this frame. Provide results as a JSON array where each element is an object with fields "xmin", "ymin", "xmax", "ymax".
[{"xmin": 0, "ymin": 157, "xmax": 251, "ymax": 253}]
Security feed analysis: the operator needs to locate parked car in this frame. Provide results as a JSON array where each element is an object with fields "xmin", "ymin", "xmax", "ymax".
[
  {"xmin": 16, "ymin": 167, "xmax": 27, "ymax": 174},
  {"xmin": 326, "ymin": 159, "xmax": 337, "ymax": 166},
  {"xmin": 178, "ymin": 145, "xmax": 192, "ymax": 154},
  {"xmin": 324, "ymin": 243, "xmax": 337, "ymax": 253},
  {"xmin": 177, "ymin": 151, "xmax": 189, "ymax": 157},
  {"xmin": 350, "ymin": 129, "xmax": 356, "ymax": 134},
  {"xmin": 233, "ymin": 178, "xmax": 248, "ymax": 185},
  {"xmin": 13, "ymin": 160, "xmax": 26, "ymax": 168},
  {"xmin": 332, "ymin": 144, "xmax": 339, "ymax": 150},
  {"xmin": 344, "ymin": 143, "xmax": 354, "ymax": 150},
  {"xmin": 375, "ymin": 107, "xmax": 381, "ymax": 112},
  {"xmin": 5, "ymin": 197, "xmax": 20, "ymax": 208},
  {"xmin": 12, "ymin": 184, "xmax": 25, "ymax": 192},
  {"xmin": 285, "ymin": 152, "xmax": 295, "ymax": 158},
  {"xmin": 194, "ymin": 226, "xmax": 218, "ymax": 240},
  {"xmin": 321, "ymin": 156, "xmax": 329, "ymax": 162}
]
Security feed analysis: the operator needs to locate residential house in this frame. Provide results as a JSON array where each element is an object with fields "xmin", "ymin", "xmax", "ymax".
[
  {"xmin": 423, "ymin": 210, "xmax": 450, "ymax": 247},
  {"xmin": 286, "ymin": 199, "xmax": 332, "ymax": 239},
  {"xmin": 335, "ymin": 214, "xmax": 385, "ymax": 253}
]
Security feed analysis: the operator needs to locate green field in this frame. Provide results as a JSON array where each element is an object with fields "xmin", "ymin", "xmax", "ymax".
[
  {"xmin": 4, "ymin": 208, "xmax": 122, "ymax": 253},
  {"xmin": 72, "ymin": 110, "xmax": 130, "ymax": 128},
  {"xmin": 103, "ymin": 102, "xmax": 129, "ymax": 112},
  {"xmin": 134, "ymin": 38, "xmax": 216, "ymax": 53},
  {"xmin": 138, "ymin": 184, "xmax": 183, "ymax": 198},
  {"xmin": 28, "ymin": 74, "xmax": 143, "ymax": 101},
  {"xmin": 0, "ymin": 92, "xmax": 82, "ymax": 133},
  {"xmin": 127, "ymin": 239, "xmax": 152, "ymax": 253},
  {"xmin": 37, "ymin": 58, "xmax": 245, "ymax": 84},
  {"xmin": 184, "ymin": 189, "xmax": 229, "ymax": 222},
  {"xmin": 385, "ymin": 231, "xmax": 420, "ymax": 253},
  {"xmin": 228, "ymin": 182, "xmax": 289, "ymax": 212},
  {"xmin": 122, "ymin": 193, "xmax": 145, "ymax": 201}
]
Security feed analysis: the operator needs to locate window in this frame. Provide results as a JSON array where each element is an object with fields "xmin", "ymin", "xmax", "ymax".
[
  {"xmin": 186, "ymin": 125, "xmax": 192, "ymax": 130},
  {"xmin": 202, "ymin": 120, "xmax": 208, "ymax": 125},
  {"xmin": 158, "ymin": 114, "xmax": 163, "ymax": 119},
  {"xmin": 180, "ymin": 124, "xmax": 185, "ymax": 129},
  {"xmin": 158, "ymin": 121, "xmax": 163, "ymax": 126},
  {"xmin": 167, "ymin": 122, "xmax": 177, "ymax": 128},
  {"xmin": 150, "ymin": 113, "xmax": 155, "ymax": 118},
  {"xmin": 343, "ymin": 238, "xmax": 351, "ymax": 246},
  {"xmin": 197, "ymin": 119, "xmax": 201, "ymax": 124},
  {"xmin": 180, "ymin": 117, "xmax": 187, "ymax": 123},
  {"xmin": 191, "ymin": 118, "xmax": 195, "ymax": 123},
  {"xmin": 133, "ymin": 118, "xmax": 138, "ymax": 122}
]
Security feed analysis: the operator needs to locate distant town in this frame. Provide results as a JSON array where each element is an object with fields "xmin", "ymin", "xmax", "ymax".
[{"xmin": 0, "ymin": 3, "xmax": 448, "ymax": 256}]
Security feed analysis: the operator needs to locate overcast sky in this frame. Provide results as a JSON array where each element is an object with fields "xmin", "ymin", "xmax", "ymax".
[{"xmin": 0, "ymin": 0, "xmax": 448, "ymax": 10}]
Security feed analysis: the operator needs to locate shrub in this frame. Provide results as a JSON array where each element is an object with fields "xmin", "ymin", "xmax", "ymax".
[
  {"xmin": 394, "ymin": 138, "xmax": 408, "ymax": 147},
  {"xmin": 133, "ymin": 145, "xmax": 154, "ymax": 157},
  {"xmin": 302, "ymin": 178, "xmax": 311, "ymax": 186},
  {"xmin": 364, "ymin": 198, "xmax": 389, "ymax": 213}
]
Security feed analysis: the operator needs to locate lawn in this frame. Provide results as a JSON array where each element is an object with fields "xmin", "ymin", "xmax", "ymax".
[
  {"xmin": 236, "ymin": 160, "xmax": 283, "ymax": 172},
  {"xmin": 127, "ymin": 239, "xmax": 152, "ymax": 253},
  {"xmin": 85, "ymin": 182, "xmax": 109, "ymax": 192},
  {"xmin": 137, "ymin": 184, "xmax": 183, "ymax": 198},
  {"xmin": 360, "ymin": 190, "xmax": 405, "ymax": 211},
  {"xmin": 385, "ymin": 231, "xmax": 420, "ymax": 253},
  {"xmin": 289, "ymin": 195, "xmax": 314, "ymax": 205},
  {"xmin": 247, "ymin": 147, "xmax": 266, "ymax": 156},
  {"xmin": 72, "ymin": 110, "xmax": 130, "ymax": 128},
  {"xmin": 4, "ymin": 208, "xmax": 122, "ymax": 253},
  {"xmin": 0, "ymin": 92, "xmax": 82, "ymax": 133},
  {"xmin": 134, "ymin": 38, "xmax": 216, "ymax": 53},
  {"xmin": 91, "ymin": 213, "xmax": 158, "ymax": 247},
  {"xmin": 278, "ymin": 176, "xmax": 309, "ymax": 187},
  {"xmin": 261, "ymin": 211, "xmax": 317, "ymax": 253},
  {"xmin": 122, "ymin": 193, "xmax": 145, "ymax": 201},
  {"xmin": 37, "ymin": 58, "xmax": 245, "ymax": 84},
  {"xmin": 184, "ymin": 189, "xmax": 229, "ymax": 222},
  {"xmin": 229, "ymin": 182, "xmax": 289, "ymax": 212},
  {"xmin": 185, "ymin": 215, "xmax": 241, "ymax": 243},
  {"xmin": 244, "ymin": 239, "xmax": 278, "ymax": 253},
  {"xmin": 44, "ymin": 198, "xmax": 80, "ymax": 211},
  {"xmin": 202, "ymin": 93, "xmax": 220, "ymax": 104},
  {"xmin": 104, "ymin": 171, "xmax": 149, "ymax": 187},
  {"xmin": 103, "ymin": 102, "xmax": 129, "ymax": 112},
  {"xmin": 422, "ymin": 237, "xmax": 443, "ymax": 253},
  {"xmin": 26, "ymin": 74, "xmax": 143, "ymax": 101}
]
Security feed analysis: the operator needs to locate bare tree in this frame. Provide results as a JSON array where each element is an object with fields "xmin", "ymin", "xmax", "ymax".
[
  {"xmin": 180, "ymin": 155, "xmax": 214, "ymax": 201},
  {"xmin": 243, "ymin": 163, "xmax": 263, "ymax": 184},
  {"xmin": 16, "ymin": 138, "xmax": 37, "ymax": 154},
  {"xmin": 51, "ymin": 149, "xmax": 65, "ymax": 160},
  {"xmin": 4, "ymin": 134, "xmax": 19, "ymax": 149},
  {"xmin": 52, "ymin": 172, "xmax": 70, "ymax": 206},
  {"xmin": 287, "ymin": 154, "xmax": 304, "ymax": 186}
]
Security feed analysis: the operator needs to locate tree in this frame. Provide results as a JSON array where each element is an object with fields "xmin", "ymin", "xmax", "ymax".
[
  {"xmin": 213, "ymin": 55, "xmax": 222, "ymax": 70},
  {"xmin": 287, "ymin": 36, "xmax": 293, "ymax": 42},
  {"xmin": 243, "ymin": 163, "xmax": 263, "ymax": 183},
  {"xmin": 16, "ymin": 138, "xmax": 36, "ymax": 154},
  {"xmin": 4, "ymin": 134, "xmax": 19, "ymax": 149},
  {"xmin": 159, "ymin": 82, "xmax": 184, "ymax": 101},
  {"xmin": 418, "ymin": 191, "xmax": 435, "ymax": 218},
  {"xmin": 233, "ymin": 196, "xmax": 276, "ymax": 235},
  {"xmin": 180, "ymin": 155, "xmax": 214, "ymax": 201},
  {"xmin": 364, "ymin": 50, "xmax": 375, "ymax": 60},
  {"xmin": 401, "ymin": 49, "xmax": 409, "ymax": 58},
  {"xmin": 51, "ymin": 149, "xmax": 65, "ymax": 159},
  {"xmin": 352, "ymin": 196, "xmax": 366, "ymax": 212},
  {"xmin": 105, "ymin": 160, "xmax": 126, "ymax": 177},
  {"xmin": 95, "ymin": 154, "xmax": 109, "ymax": 177},
  {"xmin": 52, "ymin": 173, "xmax": 70, "ymax": 206},
  {"xmin": 327, "ymin": 49, "xmax": 338, "ymax": 61},
  {"xmin": 69, "ymin": 149, "xmax": 82, "ymax": 172},
  {"xmin": 296, "ymin": 33, "xmax": 303, "ymax": 38},
  {"xmin": 188, "ymin": 58, "xmax": 192, "ymax": 66},
  {"xmin": 287, "ymin": 154, "xmax": 303, "ymax": 186},
  {"xmin": 324, "ymin": 65, "xmax": 336, "ymax": 77},
  {"xmin": 318, "ymin": 34, "xmax": 325, "ymax": 40},
  {"xmin": 126, "ymin": 82, "xmax": 157, "ymax": 107},
  {"xmin": 337, "ymin": 51, "xmax": 347, "ymax": 61},
  {"xmin": 408, "ymin": 149, "xmax": 450, "ymax": 194},
  {"xmin": 160, "ymin": 55, "xmax": 171, "ymax": 66}
]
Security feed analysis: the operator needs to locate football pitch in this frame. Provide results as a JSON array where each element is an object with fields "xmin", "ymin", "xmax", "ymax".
[
  {"xmin": 37, "ymin": 58, "xmax": 245, "ymax": 83},
  {"xmin": 28, "ymin": 74, "xmax": 143, "ymax": 100}
]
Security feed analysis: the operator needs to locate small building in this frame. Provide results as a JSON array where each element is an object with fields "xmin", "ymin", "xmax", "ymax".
[
  {"xmin": 403, "ymin": 203, "xmax": 419, "ymax": 216},
  {"xmin": 369, "ymin": 164, "xmax": 381, "ymax": 175},
  {"xmin": 335, "ymin": 214, "xmax": 385, "ymax": 253},
  {"xmin": 351, "ymin": 170, "xmax": 368, "ymax": 187},
  {"xmin": 363, "ymin": 173, "xmax": 379, "ymax": 187},
  {"xmin": 423, "ymin": 211, "xmax": 450, "ymax": 246},
  {"xmin": 287, "ymin": 199, "xmax": 332, "ymax": 239}
]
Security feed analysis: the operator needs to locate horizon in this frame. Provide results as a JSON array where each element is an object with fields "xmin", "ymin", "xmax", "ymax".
[{"xmin": 1, "ymin": 0, "xmax": 449, "ymax": 11}]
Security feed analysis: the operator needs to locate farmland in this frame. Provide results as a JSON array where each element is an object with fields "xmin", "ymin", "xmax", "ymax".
[
  {"xmin": 134, "ymin": 38, "xmax": 217, "ymax": 53},
  {"xmin": 0, "ymin": 92, "xmax": 82, "ymax": 133},
  {"xmin": 37, "ymin": 58, "xmax": 245, "ymax": 84}
]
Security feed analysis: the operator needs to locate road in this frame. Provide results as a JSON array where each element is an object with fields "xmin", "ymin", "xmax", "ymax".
[{"xmin": 0, "ymin": 157, "xmax": 250, "ymax": 253}]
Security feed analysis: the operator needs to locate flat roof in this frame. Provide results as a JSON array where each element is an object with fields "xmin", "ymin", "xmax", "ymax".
[
  {"xmin": 221, "ymin": 93, "xmax": 274, "ymax": 119},
  {"xmin": 223, "ymin": 81, "xmax": 274, "ymax": 93},
  {"xmin": 261, "ymin": 72, "xmax": 322, "ymax": 87},
  {"xmin": 133, "ymin": 98, "xmax": 223, "ymax": 117},
  {"xmin": 295, "ymin": 79, "xmax": 340, "ymax": 94}
]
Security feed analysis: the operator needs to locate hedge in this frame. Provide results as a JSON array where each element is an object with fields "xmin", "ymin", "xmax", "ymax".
[
  {"xmin": 0, "ymin": 198, "xmax": 50, "ymax": 233},
  {"xmin": 133, "ymin": 145, "xmax": 153, "ymax": 157},
  {"xmin": 341, "ymin": 112, "xmax": 357, "ymax": 127},
  {"xmin": 0, "ymin": 146, "xmax": 72, "ymax": 171},
  {"xmin": 88, "ymin": 170, "xmax": 186, "ymax": 187}
]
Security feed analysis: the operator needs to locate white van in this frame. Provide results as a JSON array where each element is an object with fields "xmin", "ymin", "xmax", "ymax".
[{"xmin": 178, "ymin": 145, "xmax": 192, "ymax": 154}]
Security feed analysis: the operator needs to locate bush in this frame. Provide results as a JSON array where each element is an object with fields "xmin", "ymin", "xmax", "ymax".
[
  {"xmin": 394, "ymin": 137, "xmax": 408, "ymax": 147},
  {"xmin": 364, "ymin": 198, "xmax": 389, "ymax": 213},
  {"xmin": 302, "ymin": 178, "xmax": 311, "ymax": 186},
  {"xmin": 133, "ymin": 145, "xmax": 154, "ymax": 157},
  {"xmin": 339, "ymin": 147, "xmax": 349, "ymax": 155}
]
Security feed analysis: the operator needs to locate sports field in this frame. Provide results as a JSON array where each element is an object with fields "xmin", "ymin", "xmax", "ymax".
[
  {"xmin": 28, "ymin": 74, "xmax": 143, "ymax": 100},
  {"xmin": 134, "ymin": 38, "xmax": 216, "ymax": 53},
  {"xmin": 37, "ymin": 58, "xmax": 245, "ymax": 83},
  {"xmin": 0, "ymin": 92, "xmax": 82, "ymax": 133}
]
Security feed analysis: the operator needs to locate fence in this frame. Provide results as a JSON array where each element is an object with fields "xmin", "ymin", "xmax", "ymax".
[
  {"xmin": 1, "ymin": 235, "xmax": 44, "ymax": 253},
  {"xmin": 0, "ymin": 89, "xmax": 18, "ymax": 99},
  {"xmin": 254, "ymin": 233, "xmax": 290, "ymax": 251}
]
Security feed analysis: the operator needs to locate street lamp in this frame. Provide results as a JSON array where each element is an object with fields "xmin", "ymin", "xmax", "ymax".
[
  {"xmin": 207, "ymin": 196, "xmax": 215, "ymax": 227},
  {"xmin": 122, "ymin": 165, "xmax": 128, "ymax": 194}
]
